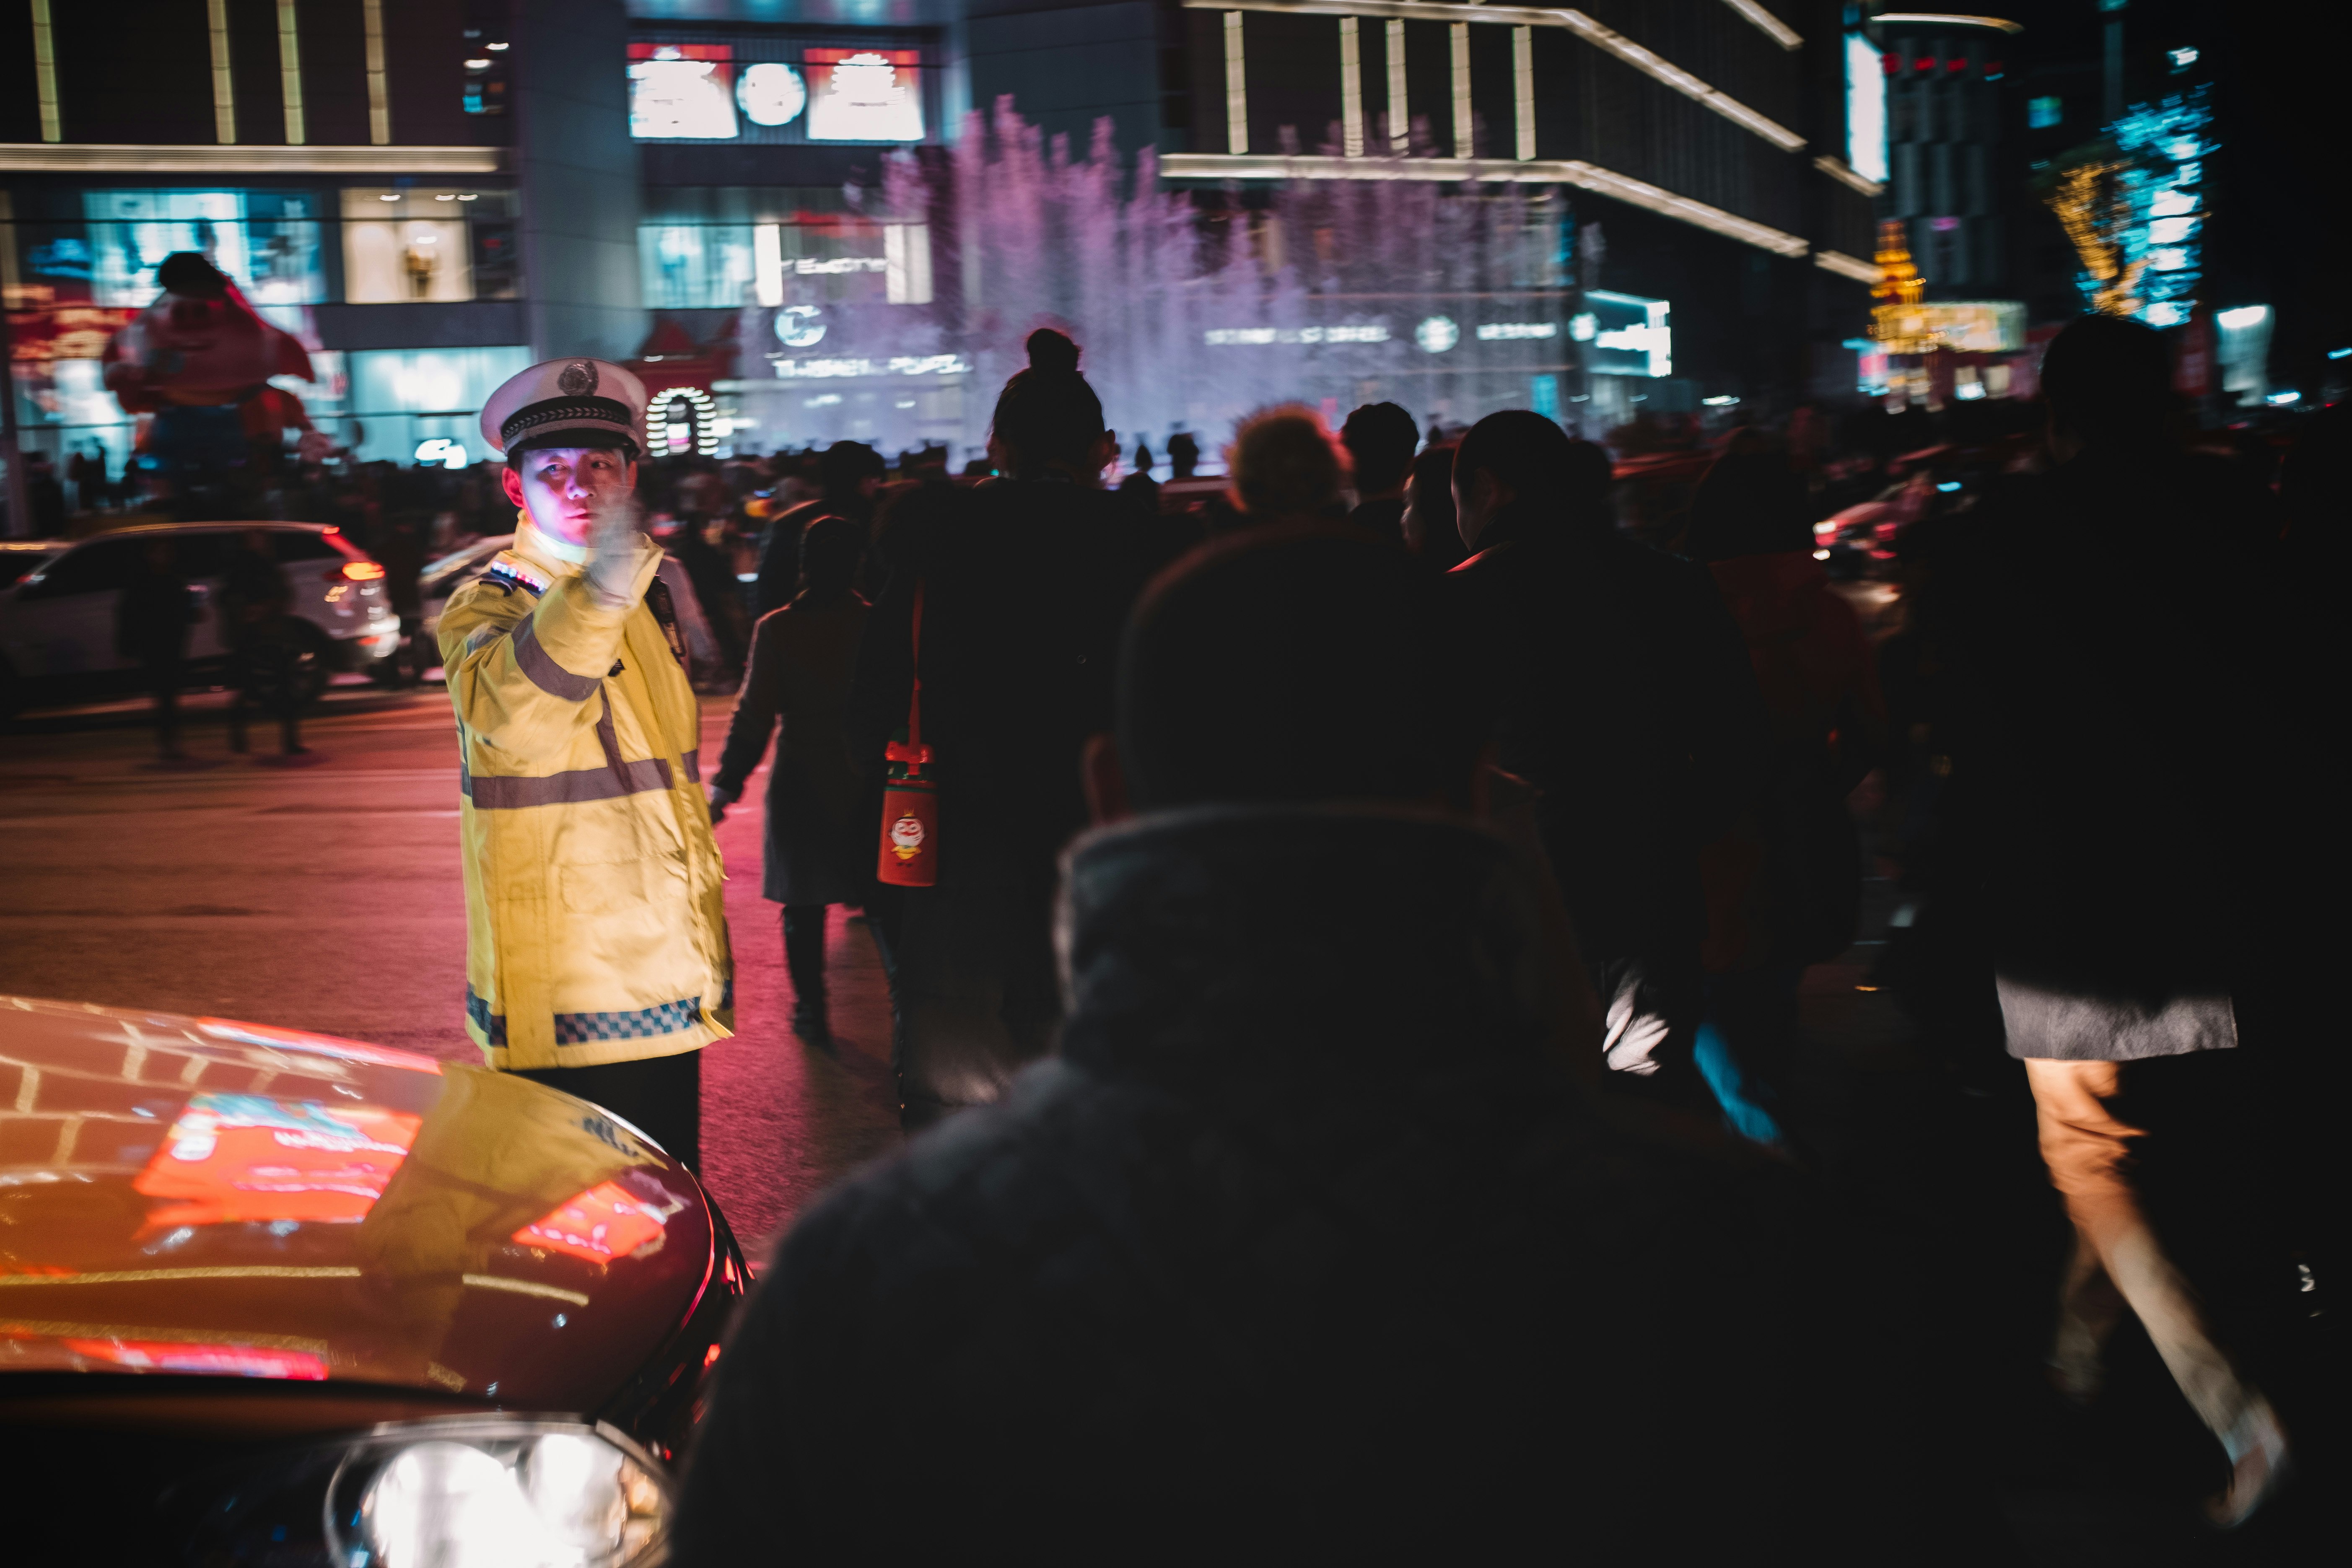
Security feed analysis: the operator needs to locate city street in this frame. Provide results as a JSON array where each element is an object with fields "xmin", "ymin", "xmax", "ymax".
[
  {"xmin": 0, "ymin": 678, "xmax": 900, "ymax": 1257},
  {"xmin": 0, "ymin": 676, "xmax": 2326, "ymax": 1563}
]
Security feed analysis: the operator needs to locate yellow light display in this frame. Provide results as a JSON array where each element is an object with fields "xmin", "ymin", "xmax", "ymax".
[{"xmin": 2043, "ymin": 158, "xmax": 2145, "ymax": 319}]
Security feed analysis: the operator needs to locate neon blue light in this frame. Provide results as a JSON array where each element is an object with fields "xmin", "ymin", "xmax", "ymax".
[{"xmin": 2092, "ymin": 84, "xmax": 2213, "ymax": 326}]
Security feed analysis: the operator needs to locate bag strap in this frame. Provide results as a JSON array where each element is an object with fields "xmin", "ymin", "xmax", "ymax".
[{"xmin": 884, "ymin": 581, "xmax": 932, "ymax": 778}]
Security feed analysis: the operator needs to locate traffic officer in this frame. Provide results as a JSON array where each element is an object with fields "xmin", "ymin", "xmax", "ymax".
[{"xmin": 441, "ymin": 357, "xmax": 733, "ymax": 1171}]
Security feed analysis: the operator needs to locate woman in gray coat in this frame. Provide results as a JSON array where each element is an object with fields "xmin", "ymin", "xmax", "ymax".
[{"xmin": 710, "ymin": 518, "xmax": 872, "ymax": 1044}]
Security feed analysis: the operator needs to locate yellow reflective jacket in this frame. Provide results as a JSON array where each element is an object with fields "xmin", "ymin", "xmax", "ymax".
[{"xmin": 438, "ymin": 522, "xmax": 734, "ymax": 1071}]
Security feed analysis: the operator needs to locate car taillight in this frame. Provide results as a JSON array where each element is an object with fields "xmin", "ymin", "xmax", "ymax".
[{"xmin": 328, "ymin": 561, "xmax": 386, "ymax": 582}]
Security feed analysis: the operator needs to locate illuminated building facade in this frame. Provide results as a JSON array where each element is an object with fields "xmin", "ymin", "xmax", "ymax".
[{"xmin": 5, "ymin": 0, "xmax": 1892, "ymax": 475}]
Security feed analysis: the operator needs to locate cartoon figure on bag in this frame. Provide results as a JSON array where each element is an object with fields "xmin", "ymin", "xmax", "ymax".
[{"xmin": 889, "ymin": 813, "xmax": 926, "ymax": 863}]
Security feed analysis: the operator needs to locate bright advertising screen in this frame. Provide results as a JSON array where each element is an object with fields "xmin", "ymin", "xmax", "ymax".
[
  {"xmin": 1846, "ymin": 33, "xmax": 1889, "ymax": 185},
  {"xmin": 805, "ymin": 49, "xmax": 923, "ymax": 142},
  {"xmin": 629, "ymin": 44, "xmax": 739, "ymax": 140}
]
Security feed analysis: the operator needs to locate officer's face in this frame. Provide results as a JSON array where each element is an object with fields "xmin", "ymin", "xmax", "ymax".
[{"xmin": 500, "ymin": 446, "xmax": 637, "ymax": 547}]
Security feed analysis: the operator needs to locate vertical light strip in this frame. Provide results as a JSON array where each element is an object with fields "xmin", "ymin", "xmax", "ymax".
[
  {"xmin": 1339, "ymin": 18, "xmax": 1363, "ymax": 157},
  {"xmin": 1512, "ymin": 25, "xmax": 1534, "ymax": 161},
  {"xmin": 29, "ymin": 0, "xmax": 60, "ymax": 143},
  {"xmin": 1450, "ymin": 21, "xmax": 1471, "ymax": 158},
  {"xmin": 1224, "ymin": 12, "xmax": 1248, "ymax": 156},
  {"xmin": 755, "ymin": 225, "xmax": 784, "ymax": 306},
  {"xmin": 207, "ymin": 0, "xmax": 236, "ymax": 143},
  {"xmin": 277, "ymin": 0, "xmax": 306, "ymax": 146},
  {"xmin": 363, "ymin": 0, "xmax": 391, "ymax": 145},
  {"xmin": 1385, "ymin": 18, "xmax": 1408, "ymax": 152}
]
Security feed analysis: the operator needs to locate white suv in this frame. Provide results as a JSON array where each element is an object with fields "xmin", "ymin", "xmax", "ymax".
[{"xmin": 0, "ymin": 522, "xmax": 402, "ymax": 716}]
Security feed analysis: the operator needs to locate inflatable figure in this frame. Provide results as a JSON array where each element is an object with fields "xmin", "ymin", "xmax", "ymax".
[{"xmin": 101, "ymin": 252, "xmax": 325, "ymax": 468}]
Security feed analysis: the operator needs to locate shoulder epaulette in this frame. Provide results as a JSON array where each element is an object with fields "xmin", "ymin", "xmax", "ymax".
[{"xmin": 484, "ymin": 555, "xmax": 551, "ymax": 596}]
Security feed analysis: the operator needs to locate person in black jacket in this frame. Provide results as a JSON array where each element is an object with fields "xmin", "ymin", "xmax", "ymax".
[
  {"xmin": 674, "ymin": 528, "xmax": 1914, "ymax": 1564},
  {"xmin": 1448, "ymin": 413, "xmax": 1768, "ymax": 1103},
  {"xmin": 751, "ymin": 441, "xmax": 884, "ymax": 619},
  {"xmin": 708, "ymin": 518, "xmax": 872, "ymax": 1045},
  {"xmin": 115, "ymin": 537, "xmax": 201, "ymax": 759},
  {"xmin": 846, "ymin": 329, "xmax": 1143, "ymax": 1128}
]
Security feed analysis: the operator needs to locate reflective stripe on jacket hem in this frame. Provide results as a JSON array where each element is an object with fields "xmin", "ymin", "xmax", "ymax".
[{"xmin": 467, "ymin": 985, "xmax": 710, "ymax": 1045}]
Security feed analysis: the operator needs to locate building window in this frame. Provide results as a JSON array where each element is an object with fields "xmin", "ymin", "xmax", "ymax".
[
  {"xmin": 639, "ymin": 192, "xmax": 930, "ymax": 311},
  {"xmin": 75, "ymin": 190, "xmax": 324, "ymax": 308},
  {"xmin": 339, "ymin": 190, "xmax": 517, "ymax": 304},
  {"xmin": 2028, "ymin": 95, "xmax": 2062, "ymax": 130}
]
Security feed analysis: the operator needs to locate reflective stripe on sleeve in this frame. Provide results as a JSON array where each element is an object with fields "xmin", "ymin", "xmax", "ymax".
[{"xmin": 512, "ymin": 614, "xmax": 601, "ymax": 701}]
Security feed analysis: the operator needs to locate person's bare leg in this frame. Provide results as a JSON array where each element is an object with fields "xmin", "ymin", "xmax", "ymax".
[{"xmin": 2024, "ymin": 1057, "xmax": 2289, "ymax": 1524}]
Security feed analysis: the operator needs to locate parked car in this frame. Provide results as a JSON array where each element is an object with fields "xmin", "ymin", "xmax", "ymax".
[
  {"xmin": 417, "ymin": 533, "xmax": 515, "ymax": 653},
  {"xmin": 0, "ymin": 994, "xmax": 745, "ymax": 1565},
  {"xmin": 0, "ymin": 522, "xmax": 402, "ymax": 716}
]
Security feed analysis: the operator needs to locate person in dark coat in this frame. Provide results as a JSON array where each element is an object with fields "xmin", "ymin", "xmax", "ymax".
[
  {"xmin": 219, "ymin": 528, "xmax": 310, "ymax": 755},
  {"xmin": 1400, "ymin": 438, "xmax": 1468, "ymax": 573},
  {"xmin": 1339, "ymin": 399, "xmax": 1416, "ymax": 546},
  {"xmin": 1681, "ymin": 440, "xmax": 1884, "ymax": 1140},
  {"xmin": 752, "ymin": 441, "xmax": 884, "ymax": 619},
  {"xmin": 1940, "ymin": 315, "xmax": 2298, "ymax": 1525},
  {"xmin": 709, "ymin": 518, "xmax": 872, "ymax": 1044},
  {"xmin": 847, "ymin": 329, "xmax": 1141, "ymax": 1128},
  {"xmin": 673, "ymin": 529, "xmax": 1914, "ymax": 1564},
  {"xmin": 376, "ymin": 469, "xmax": 433, "ymax": 687},
  {"xmin": 115, "ymin": 537, "xmax": 201, "ymax": 759},
  {"xmin": 1448, "ymin": 413, "xmax": 1768, "ymax": 1104}
]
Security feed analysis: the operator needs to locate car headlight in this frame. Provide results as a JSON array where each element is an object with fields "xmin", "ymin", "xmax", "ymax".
[{"xmin": 325, "ymin": 1418, "xmax": 668, "ymax": 1568}]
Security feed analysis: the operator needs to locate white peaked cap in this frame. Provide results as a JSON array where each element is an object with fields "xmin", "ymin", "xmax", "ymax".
[{"xmin": 480, "ymin": 357, "xmax": 648, "ymax": 457}]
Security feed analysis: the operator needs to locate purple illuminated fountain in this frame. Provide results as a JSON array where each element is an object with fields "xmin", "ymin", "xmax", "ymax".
[{"xmin": 735, "ymin": 101, "xmax": 1573, "ymax": 460}]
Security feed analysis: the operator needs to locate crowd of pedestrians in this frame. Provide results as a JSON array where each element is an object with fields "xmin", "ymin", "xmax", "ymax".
[
  {"xmin": 26, "ymin": 308, "xmax": 2331, "ymax": 1552},
  {"xmin": 670, "ymin": 315, "xmax": 2328, "ymax": 1556}
]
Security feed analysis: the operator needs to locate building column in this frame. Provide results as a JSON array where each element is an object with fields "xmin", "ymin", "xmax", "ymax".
[{"xmin": 513, "ymin": 0, "xmax": 645, "ymax": 363}]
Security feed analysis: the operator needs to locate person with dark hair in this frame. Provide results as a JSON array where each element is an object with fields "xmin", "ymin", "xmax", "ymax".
[
  {"xmin": 376, "ymin": 467, "xmax": 437, "ymax": 686},
  {"xmin": 848, "ymin": 328, "xmax": 1142, "ymax": 1127},
  {"xmin": 710, "ymin": 518, "xmax": 873, "ymax": 1047},
  {"xmin": 1449, "ymin": 410, "xmax": 1766, "ymax": 1101},
  {"xmin": 1680, "ymin": 440, "xmax": 1883, "ymax": 1140},
  {"xmin": 1339, "ymin": 400, "xmax": 1418, "ymax": 545},
  {"xmin": 674, "ymin": 526, "xmax": 1881, "ymax": 1563},
  {"xmin": 1400, "ymin": 440, "xmax": 1467, "ymax": 572},
  {"xmin": 1941, "ymin": 314, "xmax": 2298, "ymax": 1525},
  {"xmin": 753, "ymin": 440, "xmax": 887, "ymax": 619},
  {"xmin": 1164, "ymin": 428, "xmax": 1200, "ymax": 480}
]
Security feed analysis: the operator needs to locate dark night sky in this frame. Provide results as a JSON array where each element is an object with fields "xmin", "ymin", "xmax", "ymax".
[{"xmin": 1992, "ymin": 0, "xmax": 2344, "ymax": 381}]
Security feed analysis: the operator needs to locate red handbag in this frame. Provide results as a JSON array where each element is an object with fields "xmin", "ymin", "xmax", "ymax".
[{"xmin": 876, "ymin": 581, "xmax": 938, "ymax": 886}]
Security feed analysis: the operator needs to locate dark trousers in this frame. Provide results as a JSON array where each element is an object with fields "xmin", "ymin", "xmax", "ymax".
[
  {"xmin": 140, "ymin": 653, "xmax": 182, "ymax": 752},
  {"xmin": 513, "ymin": 1050, "xmax": 703, "ymax": 1174},
  {"xmin": 783, "ymin": 904, "xmax": 830, "ymax": 1024}
]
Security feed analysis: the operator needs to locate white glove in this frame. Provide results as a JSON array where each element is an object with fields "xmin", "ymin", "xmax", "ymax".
[{"xmin": 583, "ymin": 490, "xmax": 649, "ymax": 607}]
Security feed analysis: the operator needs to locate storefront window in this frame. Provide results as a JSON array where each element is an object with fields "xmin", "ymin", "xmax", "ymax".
[
  {"xmin": 78, "ymin": 189, "xmax": 324, "ymax": 307},
  {"xmin": 339, "ymin": 189, "xmax": 518, "ymax": 304},
  {"xmin": 638, "ymin": 190, "xmax": 927, "ymax": 311},
  {"xmin": 343, "ymin": 345, "xmax": 530, "ymax": 465}
]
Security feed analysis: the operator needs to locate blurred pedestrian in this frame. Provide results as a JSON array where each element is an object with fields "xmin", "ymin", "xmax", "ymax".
[
  {"xmin": 753, "ymin": 441, "xmax": 884, "ymax": 619},
  {"xmin": 1165, "ymin": 428, "xmax": 1200, "ymax": 479},
  {"xmin": 1226, "ymin": 405, "xmax": 1349, "ymax": 529},
  {"xmin": 1941, "ymin": 314, "xmax": 2296, "ymax": 1525},
  {"xmin": 1339, "ymin": 400, "xmax": 1417, "ymax": 546},
  {"xmin": 220, "ymin": 528, "xmax": 311, "ymax": 756},
  {"xmin": 675, "ymin": 529, "xmax": 1867, "ymax": 1563},
  {"xmin": 376, "ymin": 471, "xmax": 433, "ymax": 686},
  {"xmin": 1682, "ymin": 440, "xmax": 1885, "ymax": 1140},
  {"xmin": 25, "ymin": 451, "xmax": 66, "ymax": 536},
  {"xmin": 1449, "ymin": 413, "xmax": 1767, "ymax": 1101},
  {"xmin": 1400, "ymin": 440, "xmax": 1468, "ymax": 573},
  {"xmin": 115, "ymin": 537, "xmax": 201, "ymax": 759},
  {"xmin": 710, "ymin": 518, "xmax": 872, "ymax": 1046},
  {"xmin": 848, "ymin": 329, "xmax": 1140, "ymax": 1128}
]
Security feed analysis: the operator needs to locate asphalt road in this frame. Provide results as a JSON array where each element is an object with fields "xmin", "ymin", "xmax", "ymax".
[{"xmin": 0, "ymin": 678, "xmax": 901, "ymax": 1257}]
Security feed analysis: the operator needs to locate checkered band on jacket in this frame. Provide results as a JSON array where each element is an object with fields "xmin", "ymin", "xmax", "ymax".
[{"xmin": 468, "ymin": 987, "xmax": 705, "ymax": 1047}]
